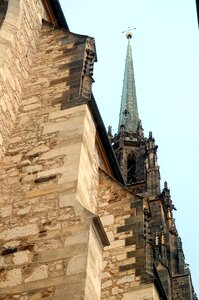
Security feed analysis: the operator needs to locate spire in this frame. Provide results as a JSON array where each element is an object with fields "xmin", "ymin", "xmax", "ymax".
[{"xmin": 118, "ymin": 32, "xmax": 139, "ymax": 133}]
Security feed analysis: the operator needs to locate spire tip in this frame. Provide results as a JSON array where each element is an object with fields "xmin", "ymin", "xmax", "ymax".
[{"xmin": 126, "ymin": 32, "xmax": 132, "ymax": 39}]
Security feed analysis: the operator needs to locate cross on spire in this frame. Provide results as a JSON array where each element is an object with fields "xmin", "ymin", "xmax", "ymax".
[{"xmin": 122, "ymin": 27, "xmax": 136, "ymax": 39}]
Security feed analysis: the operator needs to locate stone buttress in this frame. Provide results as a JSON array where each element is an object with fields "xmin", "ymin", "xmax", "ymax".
[{"xmin": 0, "ymin": 8, "xmax": 107, "ymax": 299}]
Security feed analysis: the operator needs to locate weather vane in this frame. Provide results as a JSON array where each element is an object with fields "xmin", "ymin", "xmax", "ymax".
[{"xmin": 122, "ymin": 27, "xmax": 136, "ymax": 39}]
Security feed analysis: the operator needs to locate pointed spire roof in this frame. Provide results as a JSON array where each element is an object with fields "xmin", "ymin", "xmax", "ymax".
[{"xmin": 118, "ymin": 32, "xmax": 139, "ymax": 133}]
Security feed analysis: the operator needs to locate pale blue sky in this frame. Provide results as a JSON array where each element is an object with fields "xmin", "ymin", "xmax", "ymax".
[{"xmin": 60, "ymin": 0, "xmax": 199, "ymax": 294}]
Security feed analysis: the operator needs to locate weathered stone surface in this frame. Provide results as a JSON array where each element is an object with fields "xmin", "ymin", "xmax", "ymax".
[
  {"xmin": 0, "ymin": 14, "xmax": 102, "ymax": 299},
  {"xmin": 98, "ymin": 170, "xmax": 142, "ymax": 299},
  {"xmin": 0, "ymin": 0, "xmax": 46, "ymax": 158},
  {"xmin": 0, "ymin": 205, "xmax": 12, "ymax": 218},
  {"xmin": 101, "ymin": 215, "xmax": 114, "ymax": 226},
  {"xmin": 66, "ymin": 255, "xmax": 87, "ymax": 275},
  {"xmin": 64, "ymin": 230, "xmax": 89, "ymax": 247},
  {"xmin": 0, "ymin": 224, "xmax": 38, "ymax": 241},
  {"xmin": 12, "ymin": 251, "xmax": 32, "ymax": 265},
  {"xmin": 117, "ymin": 274, "xmax": 135, "ymax": 284},
  {"xmin": 25, "ymin": 265, "xmax": 48, "ymax": 283},
  {"xmin": 0, "ymin": 269, "xmax": 22, "ymax": 288},
  {"xmin": 122, "ymin": 284, "xmax": 159, "ymax": 300}
]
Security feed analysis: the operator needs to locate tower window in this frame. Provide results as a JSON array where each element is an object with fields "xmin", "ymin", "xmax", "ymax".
[
  {"xmin": 127, "ymin": 154, "xmax": 136, "ymax": 184},
  {"xmin": 123, "ymin": 109, "xmax": 129, "ymax": 118}
]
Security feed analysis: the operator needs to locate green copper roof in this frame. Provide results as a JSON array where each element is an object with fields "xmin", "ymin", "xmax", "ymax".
[{"xmin": 118, "ymin": 36, "xmax": 139, "ymax": 133}]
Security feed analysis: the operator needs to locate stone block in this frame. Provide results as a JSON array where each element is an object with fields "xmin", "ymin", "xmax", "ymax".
[
  {"xmin": 117, "ymin": 274, "xmax": 135, "ymax": 284},
  {"xmin": 59, "ymin": 193, "xmax": 77, "ymax": 209},
  {"xmin": 25, "ymin": 164, "xmax": 42, "ymax": 173},
  {"xmin": 3, "ymin": 153, "xmax": 22, "ymax": 165},
  {"xmin": 100, "ymin": 215, "xmax": 114, "ymax": 226},
  {"xmin": 125, "ymin": 236, "xmax": 137, "ymax": 246},
  {"xmin": 119, "ymin": 263, "xmax": 135, "ymax": 272},
  {"xmin": 25, "ymin": 265, "xmax": 48, "ymax": 283},
  {"xmin": 0, "ymin": 205, "xmax": 12, "ymax": 218},
  {"xmin": 0, "ymin": 269, "xmax": 22, "ymax": 288},
  {"xmin": 13, "ymin": 250, "xmax": 31, "ymax": 265},
  {"xmin": 22, "ymin": 102, "xmax": 41, "ymax": 111},
  {"xmin": 16, "ymin": 205, "xmax": 31, "ymax": 215},
  {"xmin": 66, "ymin": 254, "xmax": 87, "ymax": 275},
  {"xmin": 33, "ymin": 203, "xmax": 52, "ymax": 212},
  {"xmin": 104, "ymin": 239, "xmax": 125, "ymax": 250},
  {"xmin": 0, "ymin": 224, "xmax": 38, "ymax": 241},
  {"xmin": 26, "ymin": 144, "xmax": 50, "ymax": 157},
  {"xmin": 101, "ymin": 279, "xmax": 112, "ymax": 289},
  {"xmin": 64, "ymin": 230, "xmax": 89, "ymax": 247},
  {"xmin": 106, "ymin": 231, "xmax": 114, "ymax": 242}
]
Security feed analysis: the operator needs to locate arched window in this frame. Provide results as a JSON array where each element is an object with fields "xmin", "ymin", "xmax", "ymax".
[{"xmin": 127, "ymin": 154, "xmax": 136, "ymax": 184}]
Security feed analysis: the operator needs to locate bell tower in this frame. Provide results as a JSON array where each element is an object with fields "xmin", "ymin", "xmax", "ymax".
[{"xmin": 112, "ymin": 31, "xmax": 160, "ymax": 196}]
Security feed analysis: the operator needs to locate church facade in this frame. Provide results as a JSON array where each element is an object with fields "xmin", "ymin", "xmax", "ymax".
[{"xmin": 0, "ymin": 0, "xmax": 197, "ymax": 299}]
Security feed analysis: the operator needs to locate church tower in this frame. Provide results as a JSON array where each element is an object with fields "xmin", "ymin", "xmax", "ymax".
[
  {"xmin": 109, "ymin": 31, "xmax": 197, "ymax": 299},
  {"xmin": 112, "ymin": 32, "xmax": 160, "ymax": 196},
  {"xmin": 0, "ymin": 1, "xmax": 197, "ymax": 298}
]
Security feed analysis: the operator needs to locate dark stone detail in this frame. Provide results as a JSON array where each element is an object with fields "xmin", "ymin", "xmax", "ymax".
[
  {"xmin": 117, "ymin": 224, "xmax": 133, "ymax": 233},
  {"xmin": 119, "ymin": 263, "xmax": 135, "ymax": 272},
  {"xmin": 64, "ymin": 69, "xmax": 82, "ymax": 82},
  {"xmin": 127, "ymin": 251, "xmax": 136, "ymax": 258},
  {"xmin": 34, "ymin": 175, "xmax": 57, "ymax": 183},
  {"xmin": 51, "ymin": 94, "xmax": 68, "ymax": 106},
  {"xmin": 50, "ymin": 76, "xmax": 68, "ymax": 86},
  {"xmin": 69, "ymin": 66, "xmax": 83, "ymax": 75},
  {"xmin": 125, "ymin": 236, "xmax": 137, "ymax": 246},
  {"xmin": 92, "ymin": 216, "xmax": 110, "ymax": 247},
  {"xmin": 19, "ymin": 244, "xmax": 34, "ymax": 251},
  {"xmin": 73, "ymin": 40, "xmax": 87, "ymax": 47},
  {"xmin": 33, "ymin": 253, "xmax": 39, "ymax": 262},
  {"xmin": 26, "ymin": 153, "xmax": 39, "ymax": 159},
  {"xmin": 1, "ymin": 247, "xmax": 17, "ymax": 256},
  {"xmin": 61, "ymin": 98, "xmax": 88, "ymax": 110},
  {"xmin": 59, "ymin": 59, "xmax": 83, "ymax": 70},
  {"xmin": 69, "ymin": 90, "xmax": 80, "ymax": 100},
  {"xmin": 66, "ymin": 78, "xmax": 82, "ymax": 87},
  {"xmin": 41, "ymin": 286, "xmax": 55, "ymax": 298},
  {"xmin": 62, "ymin": 46, "xmax": 78, "ymax": 55},
  {"xmin": 136, "ymin": 268, "xmax": 143, "ymax": 276},
  {"xmin": 42, "ymin": 221, "xmax": 52, "ymax": 227},
  {"xmin": 39, "ymin": 229, "xmax": 47, "ymax": 237},
  {"xmin": 69, "ymin": 82, "xmax": 80, "ymax": 89},
  {"xmin": 125, "ymin": 217, "xmax": 134, "ymax": 225},
  {"xmin": 0, "ymin": 267, "xmax": 5, "ymax": 273},
  {"xmin": 1, "ymin": 243, "xmax": 35, "ymax": 256}
]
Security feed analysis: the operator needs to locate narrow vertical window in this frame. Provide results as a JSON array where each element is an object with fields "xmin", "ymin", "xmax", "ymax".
[{"xmin": 127, "ymin": 154, "xmax": 136, "ymax": 184}]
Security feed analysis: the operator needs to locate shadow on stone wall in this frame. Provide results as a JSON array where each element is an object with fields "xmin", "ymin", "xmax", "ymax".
[{"xmin": 0, "ymin": 0, "xmax": 9, "ymax": 27}]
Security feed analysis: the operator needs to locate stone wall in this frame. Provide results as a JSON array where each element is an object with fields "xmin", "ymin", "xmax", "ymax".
[
  {"xmin": 0, "ymin": 19, "xmax": 104, "ymax": 299},
  {"xmin": 173, "ymin": 274, "xmax": 193, "ymax": 300},
  {"xmin": 0, "ymin": 0, "xmax": 48, "ymax": 157},
  {"xmin": 98, "ymin": 170, "xmax": 159, "ymax": 300}
]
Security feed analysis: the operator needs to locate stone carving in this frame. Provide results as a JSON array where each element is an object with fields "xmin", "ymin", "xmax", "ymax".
[{"xmin": 81, "ymin": 38, "xmax": 96, "ymax": 99}]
